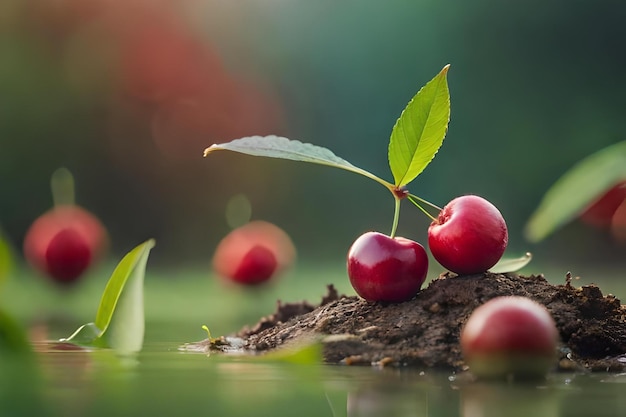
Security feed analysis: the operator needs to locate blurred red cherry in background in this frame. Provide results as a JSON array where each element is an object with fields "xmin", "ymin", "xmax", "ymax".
[{"xmin": 212, "ymin": 221, "xmax": 296, "ymax": 286}]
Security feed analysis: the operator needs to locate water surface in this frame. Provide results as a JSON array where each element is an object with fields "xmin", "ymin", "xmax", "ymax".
[{"xmin": 2, "ymin": 340, "xmax": 626, "ymax": 417}]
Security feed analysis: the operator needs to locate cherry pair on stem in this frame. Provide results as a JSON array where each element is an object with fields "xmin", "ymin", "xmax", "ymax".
[{"xmin": 348, "ymin": 194, "xmax": 508, "ymax": 303}]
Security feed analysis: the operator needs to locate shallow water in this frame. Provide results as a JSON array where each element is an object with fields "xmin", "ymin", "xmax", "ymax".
[
  {"xmin": 3, "ymin": 267, "xmax": 626, "ymax": 416},
  {"xmin": 2, "ymin": 340, "xmax": 626, "ymax": 417}
]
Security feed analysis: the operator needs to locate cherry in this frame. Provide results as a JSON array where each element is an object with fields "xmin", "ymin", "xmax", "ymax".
[
  {"xmin": 45, "ymin": 228, "xmax": 92, "ymax": 284},
  {"xmin": 230, "ymin": 245, "xmax": 278, "ymax": 285},
  {"xmin": 24, "ymin": 205, "xmax": 107, "ymax": 285},
  {"xmin": 212, "ymin": 221, "xmax": 296, "ymax": 286},
  {"xmin": 579, "ymin": 181, "xmax": 626, "ymax": 228},
  {"xmin": 347, "ymin": 232, "xmax": 428, "ymax": 303},
  {"xmin": 611, "ymin": 198, "xmax": 626, "ymax": 242},
  {"xmin": 428, "ymin": 195, "xmax": 508, "ymax": 275},
  {"xmin": 461, "ymin": 296, "xmax": 558, "ymax": 380}
]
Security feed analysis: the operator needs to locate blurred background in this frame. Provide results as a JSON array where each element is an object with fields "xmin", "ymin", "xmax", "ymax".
[
  {"xmin": 2, "ymin": 4, "xmax": 626, "ymax": 415},
  {"xmin": 1, "ymin": 0, "xmax": 625, "ymax": 275}
]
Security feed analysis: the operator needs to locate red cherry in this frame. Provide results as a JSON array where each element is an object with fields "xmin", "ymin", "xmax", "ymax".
[
  {"xmin": 461, "ymin": 296, "xmax": 558, "ymax": 379},
  {"xmin": 579, "ymin": 181, "xmax": 626, "ymax": 228},
  {"xmin": 428, "ymin": 195, "xmax": 508, "ymax": 275},
  {"xmin": 45, "ymin": 228, "xmax": 92, "ymax": 284},
  {"xmin": 212, "ymin": 221, "xmax": 296, "ymax": 286},
  {"xmin": 347, "ymin": 232, "xmax": 428, "ymax": 303},
  {"xmin": 611, "ymin": 198, "xmax": 626, "ymax": 242},
  {"xmin": 229, "ymin": 245, "xmax": 278, "ymax": 285},
  {"xmin": 24, "ymin": 205, "xmax": 107, "ymax": 284}
]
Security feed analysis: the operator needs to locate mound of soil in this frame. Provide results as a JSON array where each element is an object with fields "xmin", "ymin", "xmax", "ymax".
[{"xmin": 190, "ymin": 272, "xmax": 626, "ymax": 372}]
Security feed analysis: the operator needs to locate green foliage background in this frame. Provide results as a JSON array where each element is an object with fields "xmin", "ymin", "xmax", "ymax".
[
  {"xmin": 1, "ymin": 0, "xmax": 625, "ymax": 271},
  {"xmin": 1, "ymin": 4, "xmax": 625, "ymax": 413}
]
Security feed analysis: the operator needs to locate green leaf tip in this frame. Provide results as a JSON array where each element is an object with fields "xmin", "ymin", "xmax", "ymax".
[
  {"xmin": 63, "ymin": 239, "xmax": 155, "ymax": 354},
  {"xmin": 525, "ymin": 141, "xmax": 626, "ymax": 242},
  {"xmin": 490, "ymin": 252, "xmax": 532, "ymax": 273},
  {"xmin": 388, "ymin": 64, "xmax": 451, "ymax": 187},
  {"xmin": 94, "ymin": 238, "xmax": 155, "ymax": 332}
]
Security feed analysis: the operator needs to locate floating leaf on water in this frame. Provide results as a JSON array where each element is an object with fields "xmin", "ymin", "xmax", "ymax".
[
  {"xmin": 61, "ymin": 322, "xmax": 102, "ymax": 346},
  {"xmin": 62, "ymin": 239, "xmax": 155, "ymax": 355}
]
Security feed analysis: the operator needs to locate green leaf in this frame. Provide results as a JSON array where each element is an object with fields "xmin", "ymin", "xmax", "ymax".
[
  {"xmin": 489, "ymin": 252, "xmax": 533, "ymax": 273},
  {"xmin": 0, "ymin": 308, "xmax": 32, "ymax": 355},
  {"xmin": 388, "ymin": 65, "xmax": 451, "ymax": 187},
  {"xmin": 525, "ymin": 141, "xmax": 626, "ymax": 242},
  {"xmin": 204, "ymin": 135, "xmax": 392, "ymax": 190},
  {"xmin": 62, "ymin": 239, "xmax": 155, "ymax": 354},
  {"xmin": 61, "ymin": 323, "xmax": 102, "ymax": 346},
  {"xmin": 257, "ymin": 339, "xmax": 323, "ymax": 365},
  {"xmin": 97, "ymin": 239, "xmax": 154, "ymax": 354},
  {"xmin": 0, "ymin": 230, "xmax": 12, "ymax": 290}
]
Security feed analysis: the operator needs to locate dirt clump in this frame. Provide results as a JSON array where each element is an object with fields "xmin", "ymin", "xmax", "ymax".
[{"xmin": 193, "ymin": 272, "xmax": 626, "ymax": 371}]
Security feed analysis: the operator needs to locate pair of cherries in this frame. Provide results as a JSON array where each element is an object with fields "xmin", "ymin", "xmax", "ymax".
[{"xmin": 347, "ymin": 194, "xmax": 508, "ymax": 303}]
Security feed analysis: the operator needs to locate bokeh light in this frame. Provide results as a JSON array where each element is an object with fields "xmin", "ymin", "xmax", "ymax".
[{"xmin": 1, "ymin": 0, "xmax": 625, "ymax": 270}]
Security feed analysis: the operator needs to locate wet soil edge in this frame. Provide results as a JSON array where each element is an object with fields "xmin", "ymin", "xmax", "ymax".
[{"xmin": 201, "ymin": 272, "xmax": 626, "ymax": 371}]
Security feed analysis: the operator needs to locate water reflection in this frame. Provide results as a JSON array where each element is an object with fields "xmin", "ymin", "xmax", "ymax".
[
  {"xmin": 346, "ymin": 381, "xmax": 428, "ymax": 417},
  {"xmin": 459, "ymin": 380, "xmax": 560, "ymax": 417},
  {"xmin": 0, "ymin": 355, "xmax": 45, "ymax": 416},
  {"xmin": 3, "ymin": 341, "xmax": 626, "ymax": 417}
]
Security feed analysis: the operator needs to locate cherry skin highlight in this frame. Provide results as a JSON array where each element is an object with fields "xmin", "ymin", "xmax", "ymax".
[
  {"xmin": 461, "ymin": 296, "xmax": 558, "ymax": 379},
  {"xmin": 212, "ymin": 221, "xmax": 296, "ymax": 286},
  {"xmin": 23, "ymin": 205, "xmax": 107, "ymax": 285},
  {"xmin": 428, "ymin": 195, "xmax": 508, "ymax": 275},
  {"xmin": 347, "ymin": 232, "xmax": 428, "ymax": 303}
]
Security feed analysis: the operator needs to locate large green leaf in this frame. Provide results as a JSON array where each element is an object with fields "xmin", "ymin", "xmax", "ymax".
[
  {"xmin": 525, "ymin": 141, "xmax": 626, "ymax": 242},
  {"xmin": 0, "ymin": 308, "xmax": 32, "ymax": 355},
  {"xmin": 0, "ymin": 230, "xmax": 12, "ymax": 290},
  {"xmin": 62, "ymin": 239, "xmax": 155, "ymax": 354},
  {"xmin": 204, "ymin": 135, "xmax": 392, "ymax": 189},
  {"xmin": 388, "ymin": 65, "xmax": 451, "ymax": 187}
]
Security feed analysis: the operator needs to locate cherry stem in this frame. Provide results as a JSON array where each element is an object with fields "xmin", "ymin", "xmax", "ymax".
[
  {"xmin": 408, "ymin": 193, "xmax": 442, "ymax": 212},
  {"xmin": 390, "ymin": 196, "xmax": 401, "ymax": 238},
  {"xmin": 51, "ymin": 167, "xmax": 75, "ymax": 207},
  {"xmin": 407, "ymin": 195, "xmax": 438, "ymax": 223}
]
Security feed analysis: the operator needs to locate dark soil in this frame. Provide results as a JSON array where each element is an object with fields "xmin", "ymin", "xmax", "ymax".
[{"xmin": 190, "ymin": 272, "xmax": 626, "ymax": 372}]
